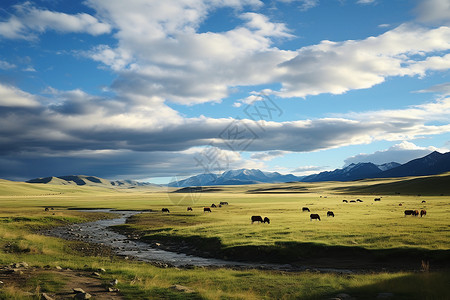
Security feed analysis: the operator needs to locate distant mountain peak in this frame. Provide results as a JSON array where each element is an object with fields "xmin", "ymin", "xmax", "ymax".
[{"xmin": 169, "ymin": 168, "xmax": 300, "ymax": 187}]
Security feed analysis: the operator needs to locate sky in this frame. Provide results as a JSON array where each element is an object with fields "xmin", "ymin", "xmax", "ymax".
[{"xmin": 1, "ymin": 0, "xmax": 450, "ymax": 183}]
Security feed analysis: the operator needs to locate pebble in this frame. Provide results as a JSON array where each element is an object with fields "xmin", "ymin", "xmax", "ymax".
[
  {"xmin": 73, "ymin": 288, "xmax": 86, "ymax": 294},
  {"xmin": 42, "ymin": 293, "xmax": 55, "ymax": 300}
]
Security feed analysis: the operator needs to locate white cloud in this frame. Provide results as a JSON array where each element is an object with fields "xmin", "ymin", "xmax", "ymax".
[
  {"xmin": 344, "ymin": 141, "xmax": 447, "ymax": 165},
  {"xmin": 0, "ymin": 60, "xmax": 16, "ymax": 70},
  {"xmin": 250, "ymin": 150, "xmax": 288, "ymax": 161},
  {"xmin": 276, "ymin": 24, "xmax": 450, "ymax": 98},
  {"xmin": 0, "ymin": 2, "xmax": 111, "ymax": 40},
  {"xmin": 0, "ymin": 83, "xmax": 40, "ymax": 108}
]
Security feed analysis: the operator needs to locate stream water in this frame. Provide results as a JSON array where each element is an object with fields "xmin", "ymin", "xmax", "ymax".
[{"xmin": 47, "ymin": 209, "xmax": 352, "ymax": 273}]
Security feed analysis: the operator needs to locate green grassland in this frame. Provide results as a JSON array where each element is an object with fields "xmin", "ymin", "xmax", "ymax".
[{"xmin": 0, "ymin": 176, "xmax": 449, "ymax": 299}]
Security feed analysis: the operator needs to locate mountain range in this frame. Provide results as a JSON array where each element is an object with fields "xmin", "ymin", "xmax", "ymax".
[
  {"xmin": 26, "ymin": 151, "xmax": 450, "ymax": 188},
  {"xmin": 169, "ymin": 151, "xmax": 450, "ymax": 186}
]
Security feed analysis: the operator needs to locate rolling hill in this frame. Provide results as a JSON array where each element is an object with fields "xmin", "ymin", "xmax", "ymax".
[{"xmin": 26, "ymin": 175, "xmax": 160, "ymax": 189}]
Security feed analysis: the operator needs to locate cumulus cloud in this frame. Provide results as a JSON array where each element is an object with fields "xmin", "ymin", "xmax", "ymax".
[
  {"xmin": 85, "ymin": 0, "xmax": 294, "ymax": 104},
  {"xmin": 276, "ymin": 24, "xmax": 450, "ymax": 98},
  {"xmin": 250, "ymin": 150, "xmax": 288, "ymax": 161},
  {"xmin": 0, "ymin": 2, "xmax": 111, "ymax": 40},
  {"xmin": 344, "ymin": 141, "xmax": 446, "ymax": 165}
]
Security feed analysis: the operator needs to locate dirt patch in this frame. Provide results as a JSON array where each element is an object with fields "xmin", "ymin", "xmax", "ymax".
[{"xmin": 0, "ymin": 265, "xmax": 124, "ymax": 299}]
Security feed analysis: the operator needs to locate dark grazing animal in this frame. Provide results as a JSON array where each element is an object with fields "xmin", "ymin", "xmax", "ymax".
[
  {"xmin": 220, "ymin": 201, "xmax": 228, "ymax": 205},
  {"xmin": 187, "ymin": 207, "xmax": 193, "ymax": 211},
  {"xmin": 356, "ymin": 199, "xmax": 363, "ymax": 202},
  {"xmin": 420, "ymin": 210, "xmax": 426, "ymax": 217},
  {"xmin": 251, "ymin": 216, "xmax": 263, "ymax": 223},
  {"xmin": 399, "ymin": 203, "xmax": 403, "ymax": 206},
  {"xmin": 44, "ymin": 207, "xmax": 49, "ymax": 211},
  {"xmin": 310, "ymin": 214, "xmax": 321, "ymax": 221},
  {"xmin": 263, "ymin": 217, "xmax": 270, "ymax": 224},
  {"xmin": 374, "ymin": 198, "xmax": 381, "ymax": 201},
  {"xmin": 204, "ymin": 207, "xmax": 211, "ymax": 212},
  {"xmin": 302, "ymin": 207, "xmax": 310, "ymax": 212},
  {"xmin": 327, "ymin": 211, "xmax": 334, "ymax": 217},
  {"xmin": 350, "ymin": 200, "xmax": 356, "ymax": 203},
  {"xmin": 404, "ymin": 210, "xmax": 419, "ymax": 216},
  {"xmin": 162, "ymin": 208, "xmax": 170, "ymax": 213},
  {"xmin": 211, "ymin": 204, "xmax": 217, "ymax": 208},
  {"xmin": 422, "ymin": 200, "xmax": 426, "ymax": 203},
  {"xmin": 342, "ymin": 200, "xmax": 348, "ymax": 203}
]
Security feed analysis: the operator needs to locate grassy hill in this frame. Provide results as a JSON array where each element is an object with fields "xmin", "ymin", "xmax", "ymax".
[{"xmin": 169, "ymin": 172, "xmax": 450, "ymax": 196}]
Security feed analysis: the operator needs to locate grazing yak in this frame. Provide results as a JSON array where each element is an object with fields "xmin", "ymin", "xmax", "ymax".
[
  {"xmin": 422, "ymin": 200, "xmax": 426, "ymax": 203},
  {"xmin": 374, "ymin": 198, "xmax": 381, "ymax": 201},
  {"xmin": 187, "ymin": 207, "xmax": 193, "ymax": 211},
  {"xmin": 350, "ymin": 200, "xmax": 356, "ymax": 203},
  {"xmin": 399, "ymin": 203, "xmax": 403, "ymax": 206},
  {"xmin": 263, "ymin": 217, "xmax": 270, "ymax": 224},
  {"xmin": 420, "ymin": 209, "xmax": 427, "ymax": 217},
  {"xmin": 404, "ymin": 210, "xmax": 419, "ymax": 216},
  {"xmin": 44, "ymin": 207, "xmax": 49, "ymax": 211},
  {"xmin": 356, "ymin": 199, "xmax": 363, "ymax": 202},
  {"xmin": 342, "ymin": 200, "xmax": 348, "ymax": 203},
  {"xmin": 327, "ymin": 211, "xmax": 334, "ymax": 217},
  {"xmin": 162, "ymin": 208, "xmax": 170, "ymax": 213},
  {"xmin": 302, "ymin": 207, "xmax": 310, "ymax": 212},
  {"xmin": 310, "ymin": 214, "xmax": 321, "ymax": 221},
  {"xmin": 220, "ymin": 201, "xmax": 228, "ymax": 205},
  {"xmin": 251, "ymin": 216, "xmax": 263, "ymax": 223},
  {"xmin": 211, "ymin": 204, "xmax": 217, "ymax": 208},
  {"xmin": 204, "ymin": 207, "xmax": 212, "ymax": 212}
]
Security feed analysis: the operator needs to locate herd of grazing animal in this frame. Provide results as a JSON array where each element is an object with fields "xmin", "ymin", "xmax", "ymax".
[{"xmin": 159, "ymin": 195, "xmax": 428, "ymax": 225}]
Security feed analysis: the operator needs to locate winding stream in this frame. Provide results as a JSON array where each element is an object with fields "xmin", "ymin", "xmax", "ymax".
[{"xmin": 47, "ymin": 210, "xmax": 352, "ymax": 273}]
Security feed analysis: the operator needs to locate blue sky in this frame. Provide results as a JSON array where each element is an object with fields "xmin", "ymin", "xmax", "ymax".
[{"xmin": 1, "ymin": 0, "xmax": 450, "ymax": 183}]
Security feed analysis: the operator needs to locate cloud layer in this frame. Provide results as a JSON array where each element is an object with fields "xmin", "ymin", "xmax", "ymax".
[{"xmin": 1, "ymin": 0, "xmax": 450, "ymax": 180}]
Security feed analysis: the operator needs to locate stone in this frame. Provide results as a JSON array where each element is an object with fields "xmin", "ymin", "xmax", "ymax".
[
  {"xmin": 42, "ymin": 293, "xmax": 55, "ymax": 300},
  {"xmin": 98, "ymin": 268, "xmax": 106, "ymax": 272},
  {"xmin": 91, "ymin": 272, "xmax": 101, "ymax": 277},
  {"xmin": 73, "ymin": 288, "xmax": 86, "ymax": 294},
  {"xmin": 170, "ymin": 284, "xmax": 194, "ymax": 293},
  {"xmin": 108, "ymin": 287, "xmax": 120, "ymax": 292},
  {"xmin": 55, "ymin": 266, "xmax": 63, "ymax": 270}
]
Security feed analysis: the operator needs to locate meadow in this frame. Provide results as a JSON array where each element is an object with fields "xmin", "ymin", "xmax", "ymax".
[{"xmin": 0, "ymin": 176, "xmax": 449, "ymax": 299}]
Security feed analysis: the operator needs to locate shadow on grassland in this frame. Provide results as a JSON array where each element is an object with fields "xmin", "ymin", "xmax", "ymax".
[
  {"xmin": 135, "ymin": 230, "xmax": 450, "ymax": 271},
  {"xmin": 303, "ymin": 271, "xmax": 450, "ymax": 300},
  {"xmin": 332, "ymin": 174, "xmax": 450, "ymax": 196},
  {"xmin": 223, "ymin": 242, "xmax": 449, "ymax": 270}
]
